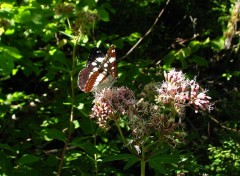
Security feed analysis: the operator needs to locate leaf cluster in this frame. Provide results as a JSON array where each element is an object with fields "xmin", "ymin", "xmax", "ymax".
[{"xmin": 0, "ymin": 0, "xmax": 239, "ymax": 175}]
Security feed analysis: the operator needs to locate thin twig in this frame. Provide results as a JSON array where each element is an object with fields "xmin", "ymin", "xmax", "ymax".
[
  {"xmin": 57, "ymin": 110, "xmax": 74, "ymax": 176},
  {"xmin": 57, "ymin": 35, "xmax": 80, "ymax": 176},
  {"xmin": 209, "ymin": 115, "xmax": 240, "ymax": 134},
  {"xmin": 43, "ymin": 146, "xmax": 77, "ymax": 155},
  {"xmin": 119, "ymin": 0, "xmax": 171, "ymax": 61}
]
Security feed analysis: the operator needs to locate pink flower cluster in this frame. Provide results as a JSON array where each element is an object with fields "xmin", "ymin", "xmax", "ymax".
[
  {"xmin": 156, "ymin": 69, "xmax": 213, "ymax": 113},
  {"xmin": 89, "ymin": 69, "xmax": 213, "ymax": 144},
  {"xmin": 90, "ymin": 87, "xmax": 135, "ymax": 128}
]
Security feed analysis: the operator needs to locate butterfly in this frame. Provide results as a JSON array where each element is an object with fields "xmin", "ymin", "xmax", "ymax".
[{"xmin": 78, "ymin": 45, "xmax": 117, "ymax": 92}]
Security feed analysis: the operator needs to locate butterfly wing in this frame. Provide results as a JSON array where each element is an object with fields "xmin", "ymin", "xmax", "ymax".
[
  {"xmin": 78, "ymin": 45, "xmax": 117, "ymax": 92},
  {"xmin": 78, "ymin": 66, "xmax": 92, "ymax": 92},
  {"xmin": 86, "ymin": 47, "xmax": 105, "ymax": 67},
  {"xmin": 106, "ymin": 45, "xmax": 117, "ymax": 78}
]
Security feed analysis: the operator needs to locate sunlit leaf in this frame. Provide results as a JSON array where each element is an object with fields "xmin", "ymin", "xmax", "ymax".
[
  {"xmin": 42, "ymin": 129, "xmax": 66, "ymax": 142},
  {"xmin": 0, "ymin": 45, "xmax": 22, "ymax": 59},
  {"xmin": 211, "ymin": 37, "xmax": 225, "ymax": 51}
]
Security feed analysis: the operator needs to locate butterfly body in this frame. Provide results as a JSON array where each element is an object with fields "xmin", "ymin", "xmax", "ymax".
[{"xmin": 78, "ymin": 45, "xmax": 117, "ymax": 92}]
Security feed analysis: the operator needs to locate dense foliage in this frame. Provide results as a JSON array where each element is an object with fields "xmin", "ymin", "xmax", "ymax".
[{"xmin": 0, "ymin": 0, "xmax": 239, "ymax": 175}]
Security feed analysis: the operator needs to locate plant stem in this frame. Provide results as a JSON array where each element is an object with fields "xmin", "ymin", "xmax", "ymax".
[
  {"xmin": 114, "ymin": 118, "xmax": 127, "ymax": 145},
  {"xmin": 57, "ymin": 35, "xmax": 80, "ymax": 176},
  {"xmin": 115, "ymin": 117, "xmax": 147, "ymax": 175},
  {"xmin": 141, "ymin": 147, "xmax": 146, "ymax": 176},
  {"xmin": 114, "ymin": 117, "xmax": 138, "ymax": 156},
  {"xmin": 93, "ymin": 134, "xmax": 98, "ymax": 176},
  {"xmin": 141, "ymin": 160, "xmax": 146, "ymax": 176}
]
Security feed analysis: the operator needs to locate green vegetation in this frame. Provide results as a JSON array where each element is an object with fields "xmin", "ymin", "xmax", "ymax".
[{"xmin": 0, "ymin": 0, "xmax": 239, "ymax": 175}]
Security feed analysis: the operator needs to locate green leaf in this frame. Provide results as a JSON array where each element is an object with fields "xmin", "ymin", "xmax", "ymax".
[
  {"xmin": 79, "ymin": 115, "xmax": 94, "ymax": 135},
  {"xmin": 0, "ymin": 45, "xmax": 22, "ymax": 76},
  {"xmin": 18, "ymin": 154, "xmax": 39, "ymax": 165},
  {"xmin": 46, "ymin": 156, "xmax": 58, "ymax": 166},
  {"xmin": 97, "ymin": 7, "xmax": 109, "ymax": 22},
  {"xmin": 14, "ymin": 7, "xmax": 31, "ymax": 23},
  {"xmin": 191, "ymin": 55, "xmax": 208, "ymax": 66},
  {"xmin": 0, "ymin": 45, "xmax": 22, "ymax": 59},
  {"xmin": 36, "ymin": 0, "xmax": 53, "ymax": 5},
  {"xmin": 150, "ymin": 154, "xmax": 181, "ymax": 164},
  {"xmin": 164, "ymin": 50, "xmax": 176, "ymax": 66},
  {"xmin": 33, "ymin": 50, "xmax": 48, "ymax": 58},
  {"xmin": 102, "ymin": 154, "xmax": 134, "ymax": 162},
  {"xmin": 149, "ymin": 159, "xmax": 166, "ymax": 174},
  {"xmin": 71, "ymin": 141, "xmax": 101, "ymax": 155},
  {"xmin": 0, "ymin": 53, "xmax": 14, "ymax": 76},
  {"xmin": 178, "ymin": 47, "xmax": 191, "ymax": 59},
  {"xmin": 42, "ymin": 129, "xmax": 66, "ymax": 142},
  {"xmin": 0, "ymin": 143, "xmax": 15, "ymax": 153},
  {"xmin": 5, "ymin": 28, "xmax": 15, "ymax": 35},
  {"xmin": 0, "ymin": 151, "xmax": 12, "ymax": 174},
  {"xmin": 211, "ymin": 36, "xmax": 225, "ymax": 51},
  {"xmin": 124, "ymin": 156, "xmax": 139, "ymax": 169},
  {"xmin": 202, "ymin": 37, "xmax": 210, "ymax": 45},
  {"xmin": 189, "ymin": 40, "xmax": 201, "ymax": 52},
  {"xmin": 78, "ymin": 0, "xmax": 96, "ymax": 8},
  {"xmin": 127, "ymin": 32, "xmax": 141, "ymax": 42},
  {"xmin": 148, "ymin": 151, "xmax": 180, "ymax": 174},
  {"xmin": 80, "ymin": 141, "xmax": 101, "ymax": 154}
]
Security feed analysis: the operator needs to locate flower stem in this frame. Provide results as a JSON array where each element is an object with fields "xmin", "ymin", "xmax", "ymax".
[
  {"xmin": 141, "ymin": 147, "xmax": 146, "ymax": 176},
  {"xmin": 114, "ymin": 117, "xmax": 138, "ymax": 156},
  {"xmin": 57, "ymin": 35, "xmax": 81, "ymax": 176},
  {"xmin": 93, "ymin": 134, "xmax": 98, "ymax": 176},
  {"xmin": 114, "ymin": 117, "xmax": 128, "ymax": 145},
  {"xmin": 141, "ymin": 159, "xmax": 146, "ymax": 176}
]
